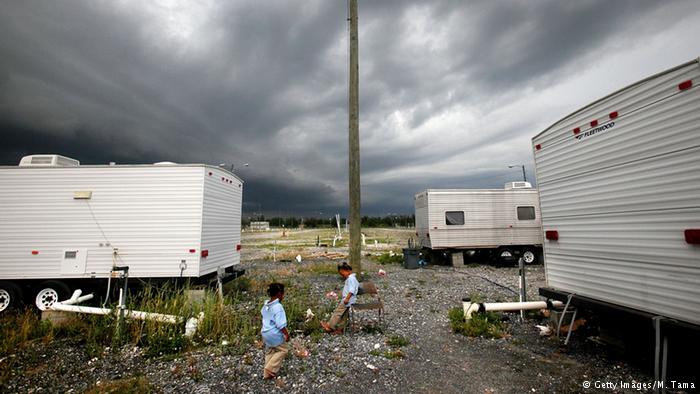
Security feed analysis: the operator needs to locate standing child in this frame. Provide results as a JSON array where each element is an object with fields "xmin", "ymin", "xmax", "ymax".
[
  {"xmin": 321, "ymin": 262, "xmax": 359, "ymax": 333},
  {"xmin": 260, "ymin": 283, "xmax": 290, "ymax": 379}
]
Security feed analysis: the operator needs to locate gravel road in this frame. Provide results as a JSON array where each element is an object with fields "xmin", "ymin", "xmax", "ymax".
[{"xmin": 2, "ymin": 259, "xmax": 656, "ymax": 393}]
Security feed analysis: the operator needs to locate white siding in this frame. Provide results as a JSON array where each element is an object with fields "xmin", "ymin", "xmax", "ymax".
[
  {"xmin": 0, "ymin": 166, "xmax": 206, "ymax": 279},
  {"xmin": 200, "ymin": 167, "xmax": 242, "ymax": 275},
  {"xmin": 415, "ymin": 189, "xmax": 542, "ymax": 249},
  {"xmin": 532, "ymin": 59, "xmax": 700, "ymax": 325}
]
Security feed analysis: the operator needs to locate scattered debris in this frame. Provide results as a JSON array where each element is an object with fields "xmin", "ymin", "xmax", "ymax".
[
  {"xmin": 305, "ymin": 308, "xmax": 315, "ymax": 322},
  {"xmin": 366, "ymin": 363, "xmax": 378, "ymax": 372},
  {"xmin": 325, "ymin": 291, "xmax": 338, "ymax": 300},
  {"xmin": 535, "ymin": 325, "xmax": 552, "ymax": 337},
  {"xmin": 291, "ymin": 340, "xmax": 310, "ymax": 359},
  {"xmin": 559, "ymin": 318, "xmax": 587, "ymax": 334},
  {"xmin": 378, "ymin": 269, "xmax": 387, "ymax": 277}
]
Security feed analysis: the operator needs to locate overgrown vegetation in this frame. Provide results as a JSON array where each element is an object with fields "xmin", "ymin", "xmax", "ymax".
[
  {"xmin": 448, "ymin": 307, "xmax": 505, "ymax": 339},
  {"xmin": 374, "ymin": 251, "xmax": 403, "ymax": 265},
  {"xmin": 0, "ymin": 273, "xmax": 337, "ymax": 368},
  {"xmin": 0, "ymin": 309, "xmax": 53, "ymax": 356}
]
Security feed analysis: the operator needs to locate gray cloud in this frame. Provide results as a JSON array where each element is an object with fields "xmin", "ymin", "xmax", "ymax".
[{"xmin": 1, "ymin": 0, "xmax": 699, "ymax": 215}]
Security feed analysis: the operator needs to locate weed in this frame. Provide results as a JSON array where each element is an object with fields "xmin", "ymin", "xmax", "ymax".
[
  {"xmin": 448, "ymin": 307, "xmax": 505, "ymax": 339},
  {"xmin": 360, "ymin": 324, "xmax": 384, "ymax": 334},
  {"xmin": 374, "ymin": 251, "xmax": 403, "ymax": 265},
  {"xmin": 85, "ymin": 376, "xmax": 154, "ymax": 394},
  {"xmin": 228, "ymin": 276, "xmax": 251, "ymax": 293},
  {"xmin": 0, "ymin": 309, "xmax": 53, "ymax": 357},
  {"xmin": 386, "ymin": 334, "xmax": 410, "ymax": 347}
]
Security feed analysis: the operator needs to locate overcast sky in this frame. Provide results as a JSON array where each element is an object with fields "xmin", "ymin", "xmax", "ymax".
[{"xmin": 1, "ymin": 1, "xmax": 699, "ymax": 216}]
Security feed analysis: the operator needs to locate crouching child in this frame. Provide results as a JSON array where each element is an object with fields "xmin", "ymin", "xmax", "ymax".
[
  {"xmin": 261, "ymin": 283, "xmax": 290, "ymax": 379},
  {"xmin": 321, "ymin": 262, "xmax": 359, "ymax": 333}
]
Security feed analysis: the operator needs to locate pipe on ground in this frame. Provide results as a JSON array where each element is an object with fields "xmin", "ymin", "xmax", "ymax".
[
  {"xmin": 50, "ymin": 291, "xmax": 201, "ymax": 336},
  {"xmin": 62, "ymin": 289, "xmax": 95, "ymax": 305},
  {"xmin": 462, "ymin": 300, "xmax": 564, "ymax": 320}
]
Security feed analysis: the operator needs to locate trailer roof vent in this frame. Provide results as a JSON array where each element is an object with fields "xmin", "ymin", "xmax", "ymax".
[
  {"xmin": 154, "ymin": 161, "xmax": 177, "ymax": 165},
  {"xmin": 19, "ymin": 154, "xmax": 80, "ymax": 167},
  {"xmin": 505, "ymin": 182, "xmax": 532, "ymax": 189}
]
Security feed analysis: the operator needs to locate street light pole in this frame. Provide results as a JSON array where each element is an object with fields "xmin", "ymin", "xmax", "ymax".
[{"xmin": 509, "ymin": 164, "xmax": 527, "ymax": 182}]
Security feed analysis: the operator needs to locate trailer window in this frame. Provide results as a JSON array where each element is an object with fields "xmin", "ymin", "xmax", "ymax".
[
  {"xmin": 445, "ymin": 211, "xmax": 465, "ymax": 225},
  {"xmin": 517, "ymin": 206, "xmax": 536, "ymax": 220}
]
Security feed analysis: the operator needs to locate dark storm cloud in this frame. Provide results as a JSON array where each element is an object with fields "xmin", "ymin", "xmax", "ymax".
[{"xmin": 1, "ymin": 0, "xmax": 699, "ymax": 215}]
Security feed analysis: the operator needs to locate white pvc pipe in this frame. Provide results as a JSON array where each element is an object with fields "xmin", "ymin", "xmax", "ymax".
[
  {"xmin": 50, "ymin": 290, "xmax": 201, "ymax": 336},
  {"xmin": 62, "ymin": 290, "xmax": 94, "ymax": 306},
  {"xmin": 51, "ymin": 303, "xmax": 181, "ymax": 324},
  {"xmin": 463, "ymin": 300, "xmax": 564, "ymax": 319},
  {"xmin": 483, "ymin": 301, "xmax": 558, "ymax": 312}
]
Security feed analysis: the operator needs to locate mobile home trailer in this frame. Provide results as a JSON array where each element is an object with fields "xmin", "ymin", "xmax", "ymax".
[
  {"xmin": 0, "ymin": 155, "xmax": 243, "ymax": 312},
  {"xmin": 415, "ymin": 182, "xmax": 543, "ymax": 264},
  {"xmin": 532, "ymin": 58, "xmax": 700, "ymax": 329}
]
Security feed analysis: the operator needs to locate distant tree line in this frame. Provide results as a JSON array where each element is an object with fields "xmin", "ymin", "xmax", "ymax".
[{"xmin": 242, "ymin": 214, "xmax": 414, "ymax": 229}]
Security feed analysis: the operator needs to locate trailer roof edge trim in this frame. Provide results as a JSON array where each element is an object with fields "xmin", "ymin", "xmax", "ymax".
[{"xmin": 532, "ymin": 56, "xmax": 699, "ymax": 141}]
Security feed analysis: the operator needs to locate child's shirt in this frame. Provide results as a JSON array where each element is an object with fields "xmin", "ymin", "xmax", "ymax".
[
  {"xmin": 261, "ymin": 299, "xmax": 287, "ymax": 347},
  {"xmin": 342, "ymin": 273, "xmax": 360, "ymax": 305}
]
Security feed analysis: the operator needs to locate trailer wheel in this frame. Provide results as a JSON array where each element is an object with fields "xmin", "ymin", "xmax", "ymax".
[
  {"xmin": 34, "ymin": 281, "xmax": 70, "ymax": 311},
  {"xmin": 0, "ymin": 282, "xmax": 23, "ymax": 313},
  {"xmin": 496, "ymin": 247, "xmax": 515, "ymax": 264},
  {"xmin": 522, "ymin": 249, "xmax": 537, "ymax": 264}
]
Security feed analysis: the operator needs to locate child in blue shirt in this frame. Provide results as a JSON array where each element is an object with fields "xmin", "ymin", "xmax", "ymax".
[
  {"xmin": 321, "ymin": 262, "xmax": 359, "ymax": 333},
  {"xmin": 260, "ymin": 282, "xmax": 290, "ymax": 379}
]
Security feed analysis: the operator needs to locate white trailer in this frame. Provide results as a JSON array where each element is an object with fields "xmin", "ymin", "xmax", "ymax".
[
  {"xmin": 532, "ymin": 58, "xmax": 700, "ymax": 328},
  {"xmin": 0, "ymin": 154, "xmax": 243, "ymax": 312},
  {"xmin": 415, "ymin": 182, "xmax": 543, "ymax": 264}
]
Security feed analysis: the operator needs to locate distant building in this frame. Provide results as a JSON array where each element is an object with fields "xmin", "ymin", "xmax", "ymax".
[{"xmin": 250, "ymin": 221, "xmax": 270, "ymax": 231}]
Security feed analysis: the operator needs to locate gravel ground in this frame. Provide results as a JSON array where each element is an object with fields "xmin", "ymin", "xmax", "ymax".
[{"xmin": 2, "ymin": 259, "xmax": 659, "ymax": 394}]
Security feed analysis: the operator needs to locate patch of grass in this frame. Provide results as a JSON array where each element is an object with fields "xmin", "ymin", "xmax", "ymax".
[
  {"xmin": 369, "ymin": 349, "xmax": 405, "ymax": 359},
  {"xmin": 448, "ymin": 307, "xmax": 505, "ymax": 339},
  {"xmin": 523, "ymin": 309, "xmax": 545, "ymax": 320},
  {"xmin": 467, "ymin": 293, "xmax": 486, "ymax": 303},
  {"xmin": 386, "ymin": 334, "xmax": 410, "ymax": 347},
  {"xmin": 85, "ymin": 376, "xmax": 154, "ymax": 394},
  {"xmin": 0, "ymin": 309, "xmax": 53, "ymax": 357},
  {"xmin": 374, "ymin": 251, "xmax": 403, "ymax": 265},
  {"xmin": 360, "ymin": 324, "xmax": 385, "ymax": 334},
  {"xmin": 1, "ymin": 269, "xmax": 339, "ymax": 373},
  {"xmin": 227, "ymin": 276, "xmax": 251, "ymax": 293}
]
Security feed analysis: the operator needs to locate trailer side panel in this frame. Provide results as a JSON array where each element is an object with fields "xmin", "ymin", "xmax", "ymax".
[
  {"xmin": 533, "ymin": 59, "xmax": 700, "ymax": 325},
  {"xmin": 0, "ymin": 166, "xmax": 205, "ymax": 279}
]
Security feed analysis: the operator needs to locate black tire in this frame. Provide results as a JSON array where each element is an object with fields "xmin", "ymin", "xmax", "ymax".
[
  {"xmin": 495, "ymin": 247, "xmax": 515, "ymax": 265},
  {"xmin": 521, "ymin": 248, "xmax": 538, "ymax": 265},
  {"xmin": 0, "ymin": 281, "xmax": 23, "ymax": 313},
  {"xmin": 34, "ymin": 280, "xmax": 71, "ymax": 311}
]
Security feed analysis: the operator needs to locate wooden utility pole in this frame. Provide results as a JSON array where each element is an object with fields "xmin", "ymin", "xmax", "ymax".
[{"xmin": 348, "ymin": 0, "xmax": 362, "ymax": 274}]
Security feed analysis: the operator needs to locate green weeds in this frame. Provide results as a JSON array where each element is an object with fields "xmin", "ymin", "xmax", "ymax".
[
  {"xmin": 386, "ymin": 334, "xmax": 410, "ymax": 347},
  {"xmin": 374, "ymin": 251, "xmax": 403, "ymax": 265},
  {"xmin": 448, "ymin": 307, "xmax": 505, "ymax": 339}
]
